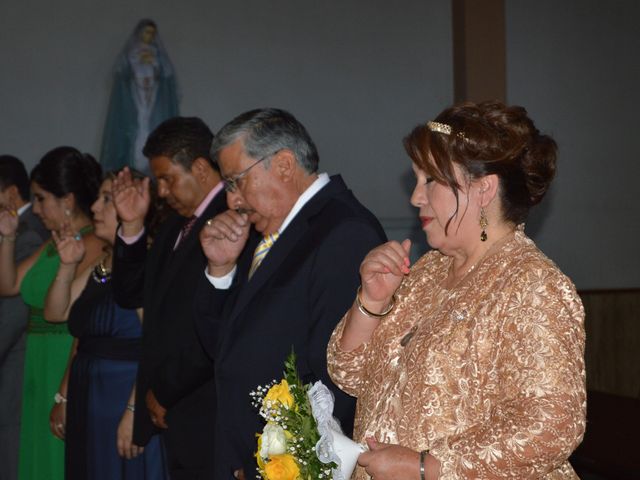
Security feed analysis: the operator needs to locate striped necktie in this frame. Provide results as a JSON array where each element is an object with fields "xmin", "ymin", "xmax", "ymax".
[{"xmin": 248, "ymin": 232, "xmax": 280, "ymax": 278}]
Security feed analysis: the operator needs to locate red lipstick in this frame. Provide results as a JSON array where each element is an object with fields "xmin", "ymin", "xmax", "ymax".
[{"xmin": 420, "ymin": 216, "xmax": 432, "ymax": 228}]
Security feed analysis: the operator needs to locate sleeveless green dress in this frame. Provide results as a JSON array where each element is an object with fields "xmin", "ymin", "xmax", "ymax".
[{"xmin": 18, "ymin": 241, "xmax": 72, "ymax": 480}]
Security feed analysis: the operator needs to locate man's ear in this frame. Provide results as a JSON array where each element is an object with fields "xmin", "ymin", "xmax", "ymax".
[
  {"xmin": 191, "ymin": 157, "xmax": 212, "ymax": 182},
  {"xmin": 272, "ymin": 150, "xmax": 296, "ymax": 183}
]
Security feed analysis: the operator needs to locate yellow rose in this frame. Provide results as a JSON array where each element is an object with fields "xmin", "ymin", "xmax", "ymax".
[
  {"xmin": 256, "ymin": 434, "xmax": 266, "ymax": 470},
  {"xmin": 264, "ymin": 454, "xmax": 300, "ymax": 480},
  {"xmin": 263, "ymin": 380, "xmax": 294, "ymax": 409}
]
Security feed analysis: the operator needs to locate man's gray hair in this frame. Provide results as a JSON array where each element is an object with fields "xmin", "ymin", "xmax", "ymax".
[{"xmin": 210, "ymin": 108, "xmax": 319, "ymax": 174}]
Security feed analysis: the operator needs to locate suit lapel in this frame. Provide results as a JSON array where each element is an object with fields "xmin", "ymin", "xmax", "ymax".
[
  {"xmin": 219, "ymin": 177, "xmax": 345, "ymax": 355},
  {"xmin": 229, "ymin": 218, "xmax": 307, "ymax": 321},
  {"xmin": 152, "ymin": 190, "xmax": 227, "ymax": 302}
]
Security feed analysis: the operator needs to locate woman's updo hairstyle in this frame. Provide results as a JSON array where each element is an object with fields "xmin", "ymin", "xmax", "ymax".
[
  {"xmin": 403, "ymin": 101, "xmax": 557, "ymax": 224},
  {"xmin": 31, "ymin": 146, "xmax": 102, "ymax": 218}
]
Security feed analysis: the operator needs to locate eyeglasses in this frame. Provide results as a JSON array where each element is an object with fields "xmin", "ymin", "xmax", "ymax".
[{"xmin": 222, "ymin": 150, "xmax": 280, "ymax": 193}]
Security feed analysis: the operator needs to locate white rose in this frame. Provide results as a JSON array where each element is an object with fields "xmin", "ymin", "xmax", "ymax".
[{"xmin": 260, "ymin": 423, "xmax": 288, "ymax": 458}]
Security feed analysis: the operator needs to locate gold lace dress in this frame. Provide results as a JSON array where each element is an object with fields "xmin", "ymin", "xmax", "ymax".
[{"xmin": 328, "ymin": 228, "xmax": 586, "ymax": 479}]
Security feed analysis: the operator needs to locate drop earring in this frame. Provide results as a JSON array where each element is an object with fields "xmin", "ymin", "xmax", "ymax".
[{"xmin": 479, "ymin": 207, "xmax": 488, "ymax": 242}]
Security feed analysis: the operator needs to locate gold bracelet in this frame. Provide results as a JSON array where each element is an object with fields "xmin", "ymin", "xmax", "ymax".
[{"xmin": 355, "ymin": 285, "xmax": 396, "ymax": 318}]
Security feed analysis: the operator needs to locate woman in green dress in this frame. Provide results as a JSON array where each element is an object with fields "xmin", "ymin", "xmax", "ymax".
[{"xmin": 0, "ymin": 146, "xmax": 105, "ymax": 479}]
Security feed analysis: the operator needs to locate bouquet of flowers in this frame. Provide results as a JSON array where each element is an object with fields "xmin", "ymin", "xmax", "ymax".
[{"xmin": 251, "ymin": 351, "xmax": 364, "ymax": 480}]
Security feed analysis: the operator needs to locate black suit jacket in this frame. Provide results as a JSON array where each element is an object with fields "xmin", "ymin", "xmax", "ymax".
[
  {"xmin": 112, "ymin": 189, "xmax": 227, "ymax": 475},
  {"xmin": 195, "ymin": 176, "xmax": 386, "ymax": 478}
]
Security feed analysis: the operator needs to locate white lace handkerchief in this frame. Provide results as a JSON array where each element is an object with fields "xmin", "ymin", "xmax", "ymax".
[{"xmin": 308, "ymin": 381, "xmax": 366, "ymax": 480}]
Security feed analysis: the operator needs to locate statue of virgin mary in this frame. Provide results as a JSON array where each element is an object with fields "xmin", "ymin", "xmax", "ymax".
[{"xmin": 100, "ymin": 19, "xmax": 179, "ymax": 173}]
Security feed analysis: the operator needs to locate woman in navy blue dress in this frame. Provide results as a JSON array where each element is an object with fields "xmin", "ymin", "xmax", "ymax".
[{"xmin": 45, "ymin": 171, "xmax": 168, "ymax": 479}]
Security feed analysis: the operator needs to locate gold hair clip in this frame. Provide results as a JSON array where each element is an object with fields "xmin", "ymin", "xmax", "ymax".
[{"xmin": 427, "ymin": 121, "xmax": 467, "ymax": 140}]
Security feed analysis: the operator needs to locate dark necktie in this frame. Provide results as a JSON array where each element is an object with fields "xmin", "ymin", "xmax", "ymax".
[{"xmin": 175, "ymin": 215, "xmax": 197, "ymax": 249}]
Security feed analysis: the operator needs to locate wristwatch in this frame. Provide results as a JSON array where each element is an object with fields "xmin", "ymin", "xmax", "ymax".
[{"xmin": 54, "ymin": 392, "xmax": 67, "ymax": 404}]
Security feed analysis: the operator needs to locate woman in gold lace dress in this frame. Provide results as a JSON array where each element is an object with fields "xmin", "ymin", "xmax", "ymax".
[{"xmin": 327, "ymin": 101, "xmax": 586, "ymax": 480}]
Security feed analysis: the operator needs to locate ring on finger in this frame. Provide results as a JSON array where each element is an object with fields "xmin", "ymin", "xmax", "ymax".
[{"xmin": 206, "ymin": 219, "xmax": 213, "ymax": 226}]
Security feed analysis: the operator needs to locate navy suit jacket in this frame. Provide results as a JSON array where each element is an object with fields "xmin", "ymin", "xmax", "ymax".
[{"xmin": 195, "ymin": 175, "xmax": 386, "ymax": 479}]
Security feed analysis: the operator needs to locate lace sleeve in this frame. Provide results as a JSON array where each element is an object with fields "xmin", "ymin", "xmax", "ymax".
[{"xmin": 327, "ymin": 313, "xmax": 370, "ymax": 398}]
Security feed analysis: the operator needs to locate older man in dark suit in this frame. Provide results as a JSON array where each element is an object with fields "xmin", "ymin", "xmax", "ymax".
[
  {"xmin": 112, "ymin": 117, "xmax": 226, "ymax": 479},
  {"xmin": 0, "ymin": 155, "xmax": 48, "ymax": 480},
  {"xmin": 196, "ymin": 108, "xmax": 387, "ymax": 479}
]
